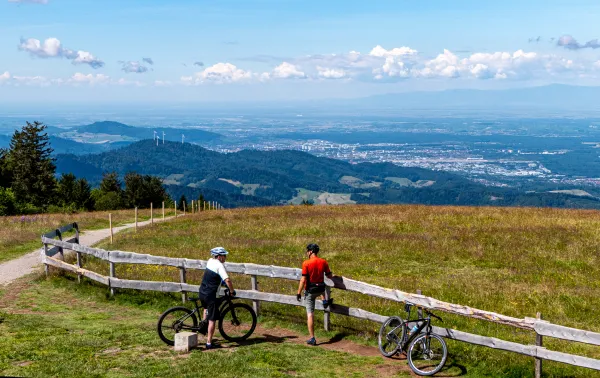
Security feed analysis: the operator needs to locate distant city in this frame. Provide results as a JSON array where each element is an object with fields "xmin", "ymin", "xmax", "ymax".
[{"xmin": 1, "ymin": 110, "xmax": 599, "ymax": 198}]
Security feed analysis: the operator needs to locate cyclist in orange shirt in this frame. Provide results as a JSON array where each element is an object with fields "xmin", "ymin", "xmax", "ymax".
[{"xmin": 296, "ymin": 243, "xmax": 333, "ymax": 345}]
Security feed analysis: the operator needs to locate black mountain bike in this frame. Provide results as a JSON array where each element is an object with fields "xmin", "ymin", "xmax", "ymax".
[
  {"xmin": 157, "ymin": 290, "xmax": 257, "ymax": 346},
  {"xmin": 378, "ymin": 302, "xmax": 448, "ymax": 376}
]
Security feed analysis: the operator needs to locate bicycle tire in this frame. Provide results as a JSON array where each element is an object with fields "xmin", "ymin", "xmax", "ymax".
[
  {"xmin": 218, "ymin": 303, "xmax": 257, "ymax": 342},
  {"xmin": 407, "ymin": 333, "xmax": 448, "ymax": 376},
  {"xmin": 157, "ymin": 306, "xmax": 198, "ymax": 346},
  {"xmin": 378, "ymin": 316, "xmax": 405, "ymax": 357}
]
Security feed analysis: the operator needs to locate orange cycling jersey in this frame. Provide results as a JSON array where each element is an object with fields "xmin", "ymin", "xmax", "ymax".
[{"xmin": 301, "ymin": 256, "xmax": 331, "ymax": 285}]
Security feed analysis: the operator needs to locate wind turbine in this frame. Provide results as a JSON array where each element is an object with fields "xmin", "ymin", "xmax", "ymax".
[
  {"xmin": 182, "ymin": 134, "xmax": 185, "ymax": 144},
  {"xmin": 153, "ymin": 130, "xmax": 157, "ymax": 141},
  {"xmin": 162, "ymin": 131, "xmax": 165, "ymax": 144}
]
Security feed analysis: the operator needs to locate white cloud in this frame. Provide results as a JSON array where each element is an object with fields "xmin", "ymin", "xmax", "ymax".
[
  {"xmin": 12, "ymin": 75, "xmax": 52, "ymax": 86},
  {"xmin": 120, "ymin": 61, "xmax": 149, "ymax": 73},
  {"xmin": 369, "ymin": 45, "xmax": 418, "ymax": 57},
  {"xmin": 0, "ymin": 71, "xmax": 11, "ymax": 83},
  {"xmin": 154, "ymin": 80, "xmax": 172, "ymax": 87},
  {"xmin": 18, "ymin": 37, "xmax": 104, "ymax": 69},
  {"xmin": 69, "ymin": 73, "xmax": 110, "ymax": 85},
  {"xmin": 317, "ymin": 66, "xmax": 347, "ymax": 79},
  {"xmin": 272, "ymin": 62, "xmax": 306, "ymax": 79},
  {"xmin": 183, "ymin": 62, "xmax": 253, "ymax": 84}
]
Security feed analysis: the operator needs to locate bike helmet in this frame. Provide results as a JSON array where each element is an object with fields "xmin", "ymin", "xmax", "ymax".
[
  {"xmin": 306, "ymin": 243, "xmax": 320, "ymax": 254},
  {"xmin": 210, "ymin": 247, "xmax": 229, "ymax": 256}
]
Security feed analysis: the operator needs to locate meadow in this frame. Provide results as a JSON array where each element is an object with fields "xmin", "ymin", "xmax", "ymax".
[
  {"xmin": 0, "ymin": 207, "xmax": 176, "ymax": 263},
  {"xmin": 84, "ymin": 204, "xmax": 600, "ymax": 377}
]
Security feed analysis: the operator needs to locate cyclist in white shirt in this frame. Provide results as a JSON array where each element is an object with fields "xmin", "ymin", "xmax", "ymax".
[{"xmin": 198, "ymin": 247, "xmax": 235, "ymax": 349}]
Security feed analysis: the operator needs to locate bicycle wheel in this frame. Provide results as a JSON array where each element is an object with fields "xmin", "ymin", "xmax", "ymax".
[
  {"xmin": 378, "ymin": 316, "xmax": 405, "ymax": 357},
  {"xmin": 157, "ymin": 306, "xmax": 198, "ymax": 346},
  {"xmin": 218, "ymin": 303, "xmax": 257, "ymax": 342},
  {"xmin": 407, "ymin": 333, "xmax": 448, "ymax": 376}
]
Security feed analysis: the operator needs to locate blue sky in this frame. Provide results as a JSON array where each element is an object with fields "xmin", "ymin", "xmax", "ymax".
[{"xmin": 1, "ymin": 0, "xmax": 600, "ymax": 103}]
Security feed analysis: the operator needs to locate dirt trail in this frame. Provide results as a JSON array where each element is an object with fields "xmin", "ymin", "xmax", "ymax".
[
  {"xmin": 211, "ymin": 325, "xmax": 415, "ymax": 377},
  {"xmin": 0, "ymin": 215, "xmax": 178, "ymax": 286}
]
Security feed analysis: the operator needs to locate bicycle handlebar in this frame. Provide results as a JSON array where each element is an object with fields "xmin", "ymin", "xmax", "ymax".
[{"xmin": 424, "ymin": 309, "xmax": 443, "ymax": 322}]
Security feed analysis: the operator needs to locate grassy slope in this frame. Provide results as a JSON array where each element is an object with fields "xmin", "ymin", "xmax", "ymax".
[
  {"xmin": 0, "ymin": 208, "xmax": 176, "ymax": 264},
  {"xmin": 88, "ymin": 205, "xmax": 600, "ymax": 377},
  {"xmin": 0, "ymin": 276, "xmax": 406, "ymax": 378}
]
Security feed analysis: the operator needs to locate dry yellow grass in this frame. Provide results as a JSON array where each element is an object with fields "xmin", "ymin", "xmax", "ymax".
[
  {"xmin": 85, "ymin": 204, "xmax": 600, "ymax": 377},
  {"xmin": 0, "ymin": 207, "xmax": 176, "ymax": 263}
]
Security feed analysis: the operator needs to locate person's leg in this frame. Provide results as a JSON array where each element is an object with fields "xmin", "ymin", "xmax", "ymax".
[
  {"xmin": 205, "ymin": 301, "xmax": 218, "ymax": 346},
  {"xmin": 307, "ymin": 312, "xmax": 314, "ymax": 338},
  {"xmin": 207, "ymin": 320, "xmax": 216, "ymax": 344}
]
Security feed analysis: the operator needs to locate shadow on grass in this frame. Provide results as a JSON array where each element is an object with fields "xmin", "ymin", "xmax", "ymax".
[
  {"xmin": 318, "ymin": 332, "xmax": 350, "ymax": 345},
  {"xmin": 228, "ymin": 333, "xmax": 299, "ymax": 347}
]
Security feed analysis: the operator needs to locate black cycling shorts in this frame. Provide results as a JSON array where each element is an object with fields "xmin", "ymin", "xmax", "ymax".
[{"xmin": 201, "ymin": 297, "xmax": 224, "ymax": 321}]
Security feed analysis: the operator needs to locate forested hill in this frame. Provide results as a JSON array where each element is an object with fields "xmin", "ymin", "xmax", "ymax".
[
  {"xmin": 75, "ymin": 121, "xmax": 222, "ymax": 142},
  {"xmin": 56, "ymin": 140, "xmax": 600, "ymax": 209}
]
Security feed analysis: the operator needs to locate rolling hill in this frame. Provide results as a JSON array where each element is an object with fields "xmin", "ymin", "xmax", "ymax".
[{"xmin": 55, "ymin": 140, "xmax": 600, "ymax": 209}]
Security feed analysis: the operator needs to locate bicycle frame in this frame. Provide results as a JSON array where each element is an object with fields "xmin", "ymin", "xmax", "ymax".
[
  {"xmin": 386, "ymin": 304, "xmax": 441, "ymax": 353},
  {"xmin": 174, "ymin": 295, "xmax": 236, "ymax": 332}
]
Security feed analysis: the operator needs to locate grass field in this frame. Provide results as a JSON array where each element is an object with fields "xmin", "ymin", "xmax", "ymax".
[
  {"xmin": 0, "ymin": 207, "xmax": 177, "ymax": 264},
  {"xmin": 84, "ymin": 204, "xmax": 600, "ymax": 377},
  {"xmin": 0, "ymin": 276, "xmax": 409, "ymax": 378}
]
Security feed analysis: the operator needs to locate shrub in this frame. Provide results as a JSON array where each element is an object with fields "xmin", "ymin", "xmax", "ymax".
[{"xmin": 0, "ymin": 187, "xmax": 17, "ymax": 216}]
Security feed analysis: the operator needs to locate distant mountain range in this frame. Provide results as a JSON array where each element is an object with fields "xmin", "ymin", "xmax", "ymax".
[
  {"xmin": 0, "ymin": 121, "xmax": 223, "ymax": 155},
  {"xmin": 55, "ymin": 140, "xmax": 600, "ymax": 209},
  {"xmin": 337, "ymin": 84, "xmax": 600, "ymax": 112}
]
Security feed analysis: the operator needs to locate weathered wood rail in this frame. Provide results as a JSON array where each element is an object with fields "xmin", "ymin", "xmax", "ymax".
[{"xmin": 41, "ymin": 225, "xmax": 600, "ymax": 373}]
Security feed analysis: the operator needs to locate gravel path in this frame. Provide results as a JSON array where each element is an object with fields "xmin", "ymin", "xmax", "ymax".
[{"xmin": 0, "ymin": 216, "xmax": 178, "ymax": 286}]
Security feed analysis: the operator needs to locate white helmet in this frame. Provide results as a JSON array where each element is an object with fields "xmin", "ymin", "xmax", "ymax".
[{"xmin": 210, "ymin": 247, "xmax": 229, "ymax": 256}]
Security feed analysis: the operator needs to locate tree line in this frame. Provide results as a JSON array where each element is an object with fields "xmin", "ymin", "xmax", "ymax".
[{"xmin": 0, "ymin": 122, "xmax": 205, "ymax": 215}]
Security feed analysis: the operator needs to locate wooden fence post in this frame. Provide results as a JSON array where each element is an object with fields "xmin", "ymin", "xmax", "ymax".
[
  {"xmin": 416, "ymin": 289, "xmax": 423, "ymax": 319},
  {"xmin": 135, "ymin": 207, "xmax": 138, "ymax": 232},
  {"xmin": 109, "ymin": 261, "xmax": 116, "ymax": 297},
  {"xmin": 251, "ymin": 275, "xmax": 260, "ymax": 315},
  {"xmin": 203, "ymin": 201, "xmax": 206, "ymax": 211},
  {"xmin": 162, "ymin": 201, "xmax": 165, "ymax": 220},
  {"xmin": 324, "ymin": 286, "xmax": 331, "ymax": 331},
  {"xmin": 75, "ymin": 224, "xmax": 82, "ymax": 283},
  {"xmin": 109, "ymin": 213, "xmax": 113, "ymax": 243},
  {"xmin": 180, "ymin": 267, "xmax": 187, "ymax": 304},
  {"xmin": 43, "ymin": 243, "xmax": 49, "ymax": 277},
  {"xmin": 150, "ymin": 202, "xmax": 154, "ymax": 225},
  {"xmin": 536, "ymin": 312, "xmax": 543, "ymax": 378},
  {"xmin": 174, "ymin": 201, "xmax": 177, "ymax": 218}
]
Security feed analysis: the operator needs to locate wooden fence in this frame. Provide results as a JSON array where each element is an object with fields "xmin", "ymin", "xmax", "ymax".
[{"xmin": 41, "ymin": 223, "xmax": 600, "ymax": 374}]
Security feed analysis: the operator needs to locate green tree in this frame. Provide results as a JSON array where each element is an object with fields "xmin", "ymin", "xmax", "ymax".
[
  {"xmin": 0, "ymin": 187, "xmax": 17, "ymax": 215},
  {"xmin": 124, "ymin": 172, "xmax": 168, "ymax": 208},
  {"xmin": 94, "ymin": 192, "xmax": 123, "ymax": 211},
  {"xmin": 73, "ymin": 178, "xmax": 93, "ymax": 210},
  {"xmin": 0, "ymin": 148, "xmax": 12, "ymax": 188},
  {"xmin": 178, "ymin": 194, "xmax": 187, "ymax": 210},
  {"xmin": 8, "ymin": 121, "xmax": 56, "ymax": 208},
  {"xmin": 198, "ymin": 193, "xmax": 205, "ymax": 211},
  {"xmin": 100, "ymin": 172, "xmax": 122, "ymax": 194},
  {"xmin": 57, "ymin": 173, "xmax": 77, "ymax": 207},
  {"xmin": 96, "ymin": 172, "xmax": 124, "ymax": 210}
]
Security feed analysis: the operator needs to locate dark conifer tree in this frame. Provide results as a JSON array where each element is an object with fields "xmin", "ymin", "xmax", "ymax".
[
  {"xmin": 8, "ymin": 121, "xmax": 56, "ymax": 208},
  {"xmin": 178, "ymin": 194, "xmax": 187, "ymax": 210}
]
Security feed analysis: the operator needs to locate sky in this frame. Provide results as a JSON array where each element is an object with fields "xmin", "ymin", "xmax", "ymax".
[{"xmin": 1, "ymin": 0, "xmax": 600, "ymax": 104}]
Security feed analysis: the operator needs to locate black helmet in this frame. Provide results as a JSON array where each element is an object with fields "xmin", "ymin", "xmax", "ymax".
[{"xmin": 306, "ymin": 243, "xmax": 320, "ymax": 254}]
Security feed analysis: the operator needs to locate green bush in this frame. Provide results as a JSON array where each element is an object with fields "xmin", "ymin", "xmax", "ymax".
[
  {"xmin": 94, "ymin": 192, "xmax": 124, "ymax": 211},
  {"xmin": 0, "ymin": 187, "xmax": 17, "ymax": 216}
]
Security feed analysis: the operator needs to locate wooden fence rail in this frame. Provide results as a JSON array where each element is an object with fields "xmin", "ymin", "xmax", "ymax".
[{"xmin": 40, "ymin": 228, "xmax": 600, "ymax": 373}]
